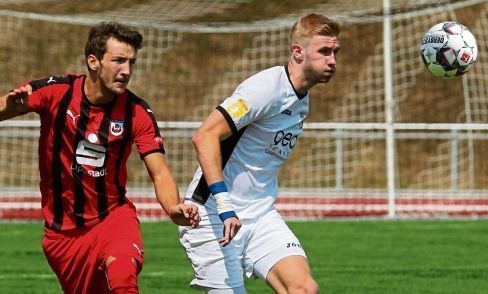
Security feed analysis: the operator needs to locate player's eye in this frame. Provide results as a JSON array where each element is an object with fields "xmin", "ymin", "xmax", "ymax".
[
  {"xmin": 320, "ymin": 48, "xmax": 333, "ymax": 56},
  {"xmin": 113, "ymin": 58, "xmax": 127, "ymax": 64}
]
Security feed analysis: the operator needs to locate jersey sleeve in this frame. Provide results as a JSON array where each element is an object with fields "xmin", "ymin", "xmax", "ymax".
[
  {"xmin": 218, "ymin": 69, "xmax": 283, "ymax": 133},
  {"xmin": 132, "ymin": 102, "xmax": 165, "ymax": 159}
]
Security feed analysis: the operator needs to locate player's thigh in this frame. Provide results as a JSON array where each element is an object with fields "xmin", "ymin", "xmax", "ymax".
[
  {"xmin": 100, "ymin": 207, "xmax": 144, "ymax": 270},
  {"xmin": 179, "ymin": 214, "xmax": 246, "ymax": 289},
  {"xmin": 42, "ymin": 227, "xmax": 105, "ymax": 293},
  {"xmin": 266, "ymin": 255, "xmax": 316, "ymax": 293},
  {"xmin": 246, "ymin": 210, "xmax": 307, "ymax": 281}
]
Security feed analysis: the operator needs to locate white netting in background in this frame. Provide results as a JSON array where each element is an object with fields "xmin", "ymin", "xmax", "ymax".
[{"xmin": 0, "ymin": 0, "xmax": 487, "ymax": 220}]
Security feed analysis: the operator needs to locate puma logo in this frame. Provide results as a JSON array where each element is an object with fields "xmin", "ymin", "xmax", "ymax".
[{"xmin": 66, "ymin": 109, "xmax": 80, "ymax": 124}]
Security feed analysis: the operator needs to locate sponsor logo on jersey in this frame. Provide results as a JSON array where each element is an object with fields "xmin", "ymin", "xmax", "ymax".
[
  {"xmin": 110, "ymin": 120, "xmax": 124, "ymax": 136},
  {"xmin": 46, "ymin": 76, "xmax": 56, "ymax": 84},
  {"xmin": 75, "ymin": 140, "xmax": 106, "ymax": 167},
  {"xmin": 225, "ymin": 98, "xmax": 249, "ymax": 121},
  {"xmin": 265, "ymin": 130, "xmax": 298, "ymax": 161},
  {"xmin": 71, "ymin": 162, "xmax": 107, "ymax": 178}
]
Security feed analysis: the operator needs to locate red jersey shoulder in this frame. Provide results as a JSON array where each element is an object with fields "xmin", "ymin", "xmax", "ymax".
[
  {"xmin": 127, "ymin": 91, "xmax": 158, "ymax": 124},
  {"xmin": 26, "ymin": 74, "xmax": 84, "ymax": 113},
  {"xmin": 28, "ymin": 74, "xmax": 82, "ymax": 91},
  {"xmin": 126, "ymin": 91, "xmax": 165, "ymax": 155}
]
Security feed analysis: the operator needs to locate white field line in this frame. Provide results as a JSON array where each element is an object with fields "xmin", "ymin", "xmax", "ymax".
[{"xmin": 0, "ymin": 273, "xmax": 56, "ymax": 280}]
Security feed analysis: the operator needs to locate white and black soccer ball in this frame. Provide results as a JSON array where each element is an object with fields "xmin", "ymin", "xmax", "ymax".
[{"xmin": 421, "ymin": 21, "xmax": 478, "ymax": 78}]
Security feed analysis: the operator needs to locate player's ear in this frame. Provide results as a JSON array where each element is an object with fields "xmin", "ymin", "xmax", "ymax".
[
  {"xmin": 87, "ymin": 54, "xmax": 100, "ymax": 71},
  {"xmin": 291, "ymin": 43, "xmax": 304, "ymax": 62}
]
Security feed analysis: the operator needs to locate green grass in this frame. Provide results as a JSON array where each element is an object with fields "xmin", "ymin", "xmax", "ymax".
[{"xmin": 1, "ymin": 220, "xmax": 488, "ymax": 293}]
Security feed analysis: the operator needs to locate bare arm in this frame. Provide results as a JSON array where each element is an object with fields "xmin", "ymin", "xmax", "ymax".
[
  {"xmin": 192, "ymin": 109, "xmax": 233, "ymax": 184},
  {"xmin": 0, "ymin": 85, "xmax": 31, "ymax": 121},
  {"xmin": 192, "ymin": 109, "xmax": 242, "ymax": 246},
  {"xmin": 143, "ymin": 152, "xmax": 199, "ymax": 227}
]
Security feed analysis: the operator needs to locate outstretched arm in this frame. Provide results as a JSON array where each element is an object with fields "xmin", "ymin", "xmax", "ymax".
[
  {"xmin": 192, "ymin": 109, "xmax": 242, "ymax": 247},
  {"xmin": 0, "ymin": 84, "xmax": 31, "ymax": 121},
  {"xmin": 143, "ymin": 152, "xmax": 200, "ymax": 227}
]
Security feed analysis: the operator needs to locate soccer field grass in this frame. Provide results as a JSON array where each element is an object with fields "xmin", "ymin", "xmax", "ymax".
[{"xmin": 1, "ymin": 219, "xmax": 488, "ymax": 293}]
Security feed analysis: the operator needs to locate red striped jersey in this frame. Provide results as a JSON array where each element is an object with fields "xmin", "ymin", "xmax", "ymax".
[{"xmin": 24, "ymin": 74, "xmax": 164, "ymax": 230}]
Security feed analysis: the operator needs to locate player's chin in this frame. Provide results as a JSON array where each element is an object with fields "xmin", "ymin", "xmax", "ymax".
[
  {"xmin": 111, "ymin": 85, "xmax": 127, "ymax": 95},
  {"xmin": 318, "ymin": 75, "xmax": 334, "ymax": 83}
]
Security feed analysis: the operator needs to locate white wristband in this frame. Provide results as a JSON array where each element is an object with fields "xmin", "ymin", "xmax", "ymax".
[
  {"xmin": 208, "ymin": 181, "xmax": 238, "ymax": 222},
  {"xmin": 214, "ymin": 191, "xmax": 234, "ymax": 215}
]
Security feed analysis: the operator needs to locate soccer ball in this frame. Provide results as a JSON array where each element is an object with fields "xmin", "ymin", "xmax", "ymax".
[{"xmin": 421, "ymin": 21, "xmax": 478, "ymax": 78}]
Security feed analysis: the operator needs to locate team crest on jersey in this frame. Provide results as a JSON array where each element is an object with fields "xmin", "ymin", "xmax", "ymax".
[
  {"xmin": 225, "ymin": 98, "xmax": 249, "ymax": 121},
  {"xmin": 110, "ymin": 120, "xmax": 124, "ymax": 136}
]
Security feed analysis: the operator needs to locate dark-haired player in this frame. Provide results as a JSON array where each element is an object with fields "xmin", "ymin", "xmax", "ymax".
[{"xmin": 0, "ymin": 21, "xmax": 199, "ymax": 293}]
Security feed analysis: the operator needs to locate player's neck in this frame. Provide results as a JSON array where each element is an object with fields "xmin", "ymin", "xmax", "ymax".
[
  {"xmin": 287, "ymin": 62, "xmax": 312, "ymax": 97},
  {"xmin": 84, "ymin": 75, "xmax": 116, "ymax": 105}
]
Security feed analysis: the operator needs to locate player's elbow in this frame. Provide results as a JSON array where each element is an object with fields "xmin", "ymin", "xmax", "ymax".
[{"xmin": 191, "ymin": 129, "xmax": 208, "ymax": 152}]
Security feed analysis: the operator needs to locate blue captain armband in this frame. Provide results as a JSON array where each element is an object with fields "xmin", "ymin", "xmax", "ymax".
[{"xmin": 208, "ymin": 181, "xmax": 238, "ymax": 222}]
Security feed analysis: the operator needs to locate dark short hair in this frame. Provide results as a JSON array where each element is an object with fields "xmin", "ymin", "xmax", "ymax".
[{"xmin": 84, "ymin": 21, "xmax": 143, "ymax": 61}]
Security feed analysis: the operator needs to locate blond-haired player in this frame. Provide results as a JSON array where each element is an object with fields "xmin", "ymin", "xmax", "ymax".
[{"xmin": 179, "ymin": 14, "xmax": 340, "ymax": 293}]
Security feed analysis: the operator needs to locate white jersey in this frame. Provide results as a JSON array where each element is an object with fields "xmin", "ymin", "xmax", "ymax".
[{"xmin": 187, "ymin": 66, "xmax": 309, "ymax": 220}]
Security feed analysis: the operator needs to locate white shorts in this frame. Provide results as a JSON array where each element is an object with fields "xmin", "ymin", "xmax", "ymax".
[{"xmin": 178, "ymin": 200, "xmax": 306, "ymax": 289}]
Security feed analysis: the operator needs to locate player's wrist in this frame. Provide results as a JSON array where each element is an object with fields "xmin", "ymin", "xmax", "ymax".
[{"xmin": 208, "ymin": 181, "xmax": 238, "ymax": 222}]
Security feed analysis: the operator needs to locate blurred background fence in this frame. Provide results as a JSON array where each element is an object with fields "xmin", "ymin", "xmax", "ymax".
[{"xmin": 0, "ymin": 0, "xmax": 487, "ymax": 219}]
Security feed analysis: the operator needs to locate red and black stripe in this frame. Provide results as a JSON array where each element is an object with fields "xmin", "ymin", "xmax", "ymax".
[{"xmin": 49, "ymin": 79, "xmax": 75, "ymax": 230}]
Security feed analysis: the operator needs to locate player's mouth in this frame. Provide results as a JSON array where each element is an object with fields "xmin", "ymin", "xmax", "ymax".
[{"xmin": 114, "ymin": 80, "xmax": 128, "ymax": 88}]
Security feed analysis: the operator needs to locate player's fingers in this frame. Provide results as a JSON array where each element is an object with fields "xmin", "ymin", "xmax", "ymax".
[
  {"xmin": 177, "ymin": 204, "xmax": 189, "ymax": 218},
  {"xmin": 189, "ymin": 210, "xmax": 200, "ymax": 227},
  {"xmin": 220, "ymin": 225, "xmax": 231, "ymax": 247},
  {"xmin": 193, "ymin": 211, "xmax": 200, "ymax": 224},
  {"xmin": 25, "ymin": 84, "xmax": 32, "ymax": 95},
  {"xmin": 190, "ymin": 205, "xmax": 198, "ymax": 216},
  {"xmin": 218, "ymin": 236, "xmax": 227, "ymax": 245},
  {"xmin": 228, "ymin": 226, "xmax": 235, "ymax": 240}
]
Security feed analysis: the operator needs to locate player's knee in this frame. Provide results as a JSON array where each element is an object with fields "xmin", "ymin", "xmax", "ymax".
[
  {"xmin": 287, "ymin": 277, "xmax": 318, "ymax": 294},
  {"xmin": 303, "ymin": 277, "xmax": 319, "ymax": 294},
  {"xmin": 105, "ymin": 255, "xmax": 140, "ymax": 294}
]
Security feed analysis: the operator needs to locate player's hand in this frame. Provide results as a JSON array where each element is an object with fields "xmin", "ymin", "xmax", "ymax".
[
  {"xmin": 169, "ymin": 203, "xmax": 200, "ymax": 228},
  {"xmin": 6, "ymin": 85, "xmax": 31, "ymax": 112},
  {"xmin": 218, "ymin": 216, "xmax": 241, "ymax": 247}
]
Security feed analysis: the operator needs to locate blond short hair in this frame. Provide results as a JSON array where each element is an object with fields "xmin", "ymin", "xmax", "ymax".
[{"xmin": 290, "ymin": 14, "xmax": 340, "ymax": 47}]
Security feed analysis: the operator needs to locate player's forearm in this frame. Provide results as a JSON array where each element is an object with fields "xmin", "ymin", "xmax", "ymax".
[
  {"xmin": 154, "ymin": 175, "xmax": 181, "ymax": 216},
  {"xmin": 193, "ymin": 130, "xmax": 238, "ymax": 222},
  {"xmin": 192, "ymin": 132, "xmax": 225, "ymax": 185}
]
